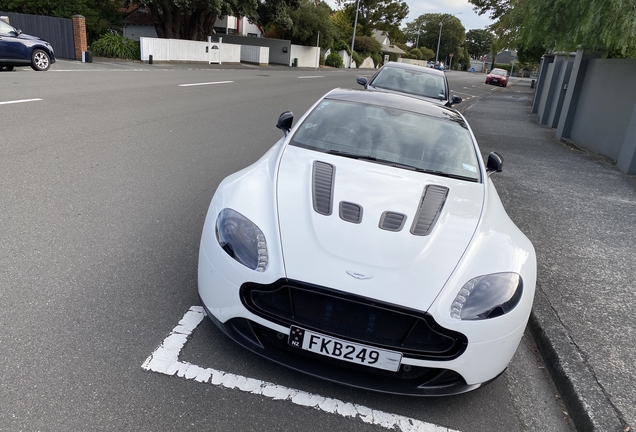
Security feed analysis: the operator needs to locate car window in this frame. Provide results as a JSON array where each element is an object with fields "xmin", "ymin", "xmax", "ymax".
[
  {"xmin": 0, "ymin": 20, "xmax": 16, "ymax": 35},
  {"xmin": 370, "ymin": 67, "xmax": 447, "ymax": 100},
  {"xmin": 290, "ymin": 100, "xmax": 480, "ymax": 182},
  {"xmin": 492, "ymin": 70, "xmax": 507, "ymax": 76}
]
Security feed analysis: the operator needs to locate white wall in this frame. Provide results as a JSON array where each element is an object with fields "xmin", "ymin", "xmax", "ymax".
[
  {"xmin": 241, "ymin": 45, "xmax": 268, "ymax": 65},
  {"xmin": 139, "ymin": 37, "xmax": 241, "ymax": 63},
  {"xmin": 289, "ymin": 45, "xmax": 319, "ymax": 68},
  {"xmin": 358, "ymin": 57, "xmax": 375, "ymax": 69}
]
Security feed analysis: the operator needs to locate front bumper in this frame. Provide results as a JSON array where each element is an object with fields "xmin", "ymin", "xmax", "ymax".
[{"xmin": 198, "ymin": 242, "xmax": 528, "ymax": 396}]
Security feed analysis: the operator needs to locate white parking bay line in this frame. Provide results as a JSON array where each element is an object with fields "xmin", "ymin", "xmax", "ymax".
[
  {"xmin": 179, "ymin": 80, "xmax": 233, "ymax": 87},
  {"xmin": 297, "ymin": 76, "xmax": 324, "ymax": 79},
  {"xmin": 0, "ymin": 98, "xmax": 42, "ymax": 105},
  {"xmin": 142, "ymin": 306, "xmax": 460, "ymax": 432}
]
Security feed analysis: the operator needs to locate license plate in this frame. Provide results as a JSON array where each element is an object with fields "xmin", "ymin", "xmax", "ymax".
[{"xmin": 288, "ymin": 326, "xmax": 402, "ymax": 372}]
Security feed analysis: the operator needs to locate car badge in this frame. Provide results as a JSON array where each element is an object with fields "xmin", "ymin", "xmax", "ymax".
[{"xmin": 346, "ymin": 270, "xmax": 373, "ymax": 280}]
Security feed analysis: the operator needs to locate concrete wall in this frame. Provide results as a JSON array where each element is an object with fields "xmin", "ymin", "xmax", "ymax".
[
  {"xmin": 569, "ymin": 59, "xmax": 636, "ymax": 161},
  {"xmin": 289, "ymin": 45, "xmax": 319, "ymax": 68},
  {"xmin": 212, "ymin": 34, "xmax": 290, "ymax": 65},
  {"xmin": 534, "ymin": 52, "xmax": 636, "ymax": 174}
]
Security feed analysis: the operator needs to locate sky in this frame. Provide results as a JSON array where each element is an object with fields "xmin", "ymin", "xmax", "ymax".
[
  {"xmin": 326, "ymin": 0, "xmax": 495, "ymax": 32},
  {"xmin": 404, "ymin": 0, "xmax": 494, "ymax": 31}
]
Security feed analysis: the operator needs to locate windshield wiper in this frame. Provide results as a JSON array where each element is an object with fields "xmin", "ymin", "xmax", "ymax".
[
  {"xmin": 324, "ymin": 150, "xmax": 477, "ymax": 181},
  {"xmin": 414, "ymin": 168, "xmax": 478, "ymax": 182}
]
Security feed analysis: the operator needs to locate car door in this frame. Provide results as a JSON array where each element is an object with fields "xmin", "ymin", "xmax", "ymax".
[{"xmin": 0, "ymin": 21, "xmax": 29, "ymax": 63}]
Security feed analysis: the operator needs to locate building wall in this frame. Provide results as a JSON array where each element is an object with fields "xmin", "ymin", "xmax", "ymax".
[
  {"xmin": 569, "ymin": 59, "xmax": 636, "ymax": 160},
  {"xmin": 123, "ymin": 25, "xmax": 157, "ymax": 42}
]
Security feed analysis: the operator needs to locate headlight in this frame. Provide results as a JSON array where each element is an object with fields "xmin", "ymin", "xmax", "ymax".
[
  {"xmin": 450, "ymin": 273, "xmax": 523, "ymax": 320},
  {"xmin": 215, "ymin": 208, "xmax": 268, "ymax": 272}
]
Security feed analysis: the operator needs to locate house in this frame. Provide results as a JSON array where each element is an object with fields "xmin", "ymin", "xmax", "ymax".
[
  {"xmin": 122, "ymin": 7, "xmax": 263, "ymax": 42},
  {"xmin": 372, "ymin": 29, "xmax": 405, "ymax": 58}
]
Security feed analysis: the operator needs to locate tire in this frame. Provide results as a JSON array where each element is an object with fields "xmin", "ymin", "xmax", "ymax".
[
  {"xmin": 0, "ymin": 65, "xmax": 14, "ymax": 72},
  {"xmin": 31, "ymin": 49, "xmax": 51, "ymax": 71}
]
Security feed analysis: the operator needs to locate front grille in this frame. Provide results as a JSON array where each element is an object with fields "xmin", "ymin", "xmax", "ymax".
[{"xmin": 240, "ymin": 280, "xmax": 467, "ymax": 360}]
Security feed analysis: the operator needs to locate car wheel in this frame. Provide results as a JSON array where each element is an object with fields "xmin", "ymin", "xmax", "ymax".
[
  {"xmin": 0, "ymin": 65, "xmax": 14, "ymax": 72},
  {"xmin": 31, "ymin": 49, "xmax": 51, "ymax": 71}
]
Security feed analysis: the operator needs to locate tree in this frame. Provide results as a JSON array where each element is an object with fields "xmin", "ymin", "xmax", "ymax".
[
  {"xmin": 137, "ymin": 0, "xmax": 300, "ymax": 41},
  {"xmin": 337, "ymin": 0, "xmax": 408, "ymax": 37},
  {"xmin": 465, "ymin": 29, "xmax": 493, "ymax": 59},
  {"xmin": 403, "ymin": 14, "xmax": 465, "ymax": 63},
  {"xmin": 274, "ymin": 0, "xmax": 337, "ymax": 48},
  {"xmin": 469, "ymin": 0, "xmax": 636, "ymax": 57}
]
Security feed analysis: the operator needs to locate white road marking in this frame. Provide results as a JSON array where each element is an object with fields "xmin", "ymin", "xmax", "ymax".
[
  {"xmin": 0, "ymin": 98, "xmax": 42, "ymax": 105},
  {"xmin": 143, "ymin": 306, "xmax": 461, "ymax": 432},
  {"xmin": 179, "ymin": 80, "xmax": 233, "ymax": 87},
  {"xmin": 297, "ymin": 76, "xmax": 324, "ymax": 79}
]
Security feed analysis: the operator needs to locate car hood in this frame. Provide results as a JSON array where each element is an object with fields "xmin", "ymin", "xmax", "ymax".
[
  {"xmin": 17, "ymin": 33, "xmax": 42, "ymax": 41},
  {"xmin": 276, "ymin": 145, "xmax": 484, "ymax": 312}
]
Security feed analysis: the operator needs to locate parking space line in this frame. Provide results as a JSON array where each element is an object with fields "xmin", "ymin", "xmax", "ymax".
[
  {"xmin": 0, "ymin": 98, "xmax": 42, "ymax": 105},
  {"xmin": 142, "ymin": 306, "xmax": 460, "ymax": 432},
  {"xmin": 297, "ymin": 76, "xmax": 324, "ymax": 79},
  {"xmin": 179, "ymin": 81, "xmax": 233, "ymax": 87}
]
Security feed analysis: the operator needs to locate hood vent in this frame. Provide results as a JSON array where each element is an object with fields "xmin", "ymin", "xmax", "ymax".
[
  {"xmin": 339, "ymin": 201, "xmax": 362, "ymax": 224},
  {"xmin": 410, "ymin": 185, "xmax": 449, "ymax": 236},
  {"xmin": 379, "ymin": 212, "xmax": 406, "ymax": 232},
  {"xmin": 312, "ymin": 161, "xmax": 335, "ymax": 216}
]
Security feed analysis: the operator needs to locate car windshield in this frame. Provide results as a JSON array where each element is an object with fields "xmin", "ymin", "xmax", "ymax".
[
  {"xmin": 290, "ymin": 100, "xmax": 480, "ymax": 182},
  {"xmin": 492, "ymin": 70, "xmax": 507, "ymax": 76},
  {"xmin": 370, "ymin": 67, "xmax": 447, "ymax": 100},
  {"xmin": 0, "ymin": 20, "xmax": 16, "ymax": 35}
]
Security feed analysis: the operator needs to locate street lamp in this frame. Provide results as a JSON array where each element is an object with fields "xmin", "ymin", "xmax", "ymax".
[
  {"xmin": 435, "ymin": 13, "xmax": 460, "ymax": 65},
  {"xmin": 349, "ymin": 0, "xmax": 360, "ymax": 68},
  {"xmin": 415, "ymin": 24, "xmax": 422, "ymax": 48}
]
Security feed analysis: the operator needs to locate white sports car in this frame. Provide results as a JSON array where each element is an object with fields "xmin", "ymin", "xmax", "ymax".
[{"xmin": 198, "ymin": 88, "xmax": 536, "ymax": 396}]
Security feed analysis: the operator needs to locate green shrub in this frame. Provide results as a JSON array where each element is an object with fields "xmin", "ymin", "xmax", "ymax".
[
  {"xmin": 351, "ymin": 51, "xmax": 363, "ymax": 68},
  {"xmin": 353, "ymin": 36, "xmax": 382, "ymax": 55},
  {"xmin": 91, "ymin": 34, "xmax": 140, "ymax": 60},
  {"xmin": 332, "ymin": 40, "xmax": 351, "ymax": 55},
  {"xmin": 410, "ymin": 48, "xmax": 423, "ymax": 60},
  {"xmin": 325, "ymin": 52, "xmax": 344, "ymax": 68},
  {"xmin": 371, "ymin": 53, "xmax": 383, "ymax": 68}
]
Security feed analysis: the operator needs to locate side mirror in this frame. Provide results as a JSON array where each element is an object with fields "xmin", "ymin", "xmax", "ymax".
[
  {"xmin": 356, "ymin": 77, "xmax": 368, "ymax": 87},
  {"xmin": 486, "ymin": 152, "xmax": 503, "ymax": 174},
  {"xmin": 452, "ymin": 95, "xmax": 462, "ymax": 104},
  {"xmin": 276, "ymin": 111, "xmax": 293, "ymax": 136},
  {"xmin": 13, "ymin": 28, "xmax": 22, "ymax": 36}
]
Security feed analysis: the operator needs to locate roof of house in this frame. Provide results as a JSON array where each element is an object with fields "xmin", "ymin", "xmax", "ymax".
[{"xmin": 372, "ymin": 29, "xmax": 405, "ymax": 55}]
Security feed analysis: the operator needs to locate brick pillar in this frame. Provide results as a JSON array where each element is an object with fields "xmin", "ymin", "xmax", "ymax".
[{"xmin": 72, "ymin": 15, "xmax": 87, "ymax": 60}]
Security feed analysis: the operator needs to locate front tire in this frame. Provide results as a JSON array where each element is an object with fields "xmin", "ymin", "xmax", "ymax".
[
  {"xmin": 31, "ymin": 49, "xmax": 51, "ymax": 71},
  {"xmin": 0, "ymin": 65, "xmax": 14, "ymax": 72}
]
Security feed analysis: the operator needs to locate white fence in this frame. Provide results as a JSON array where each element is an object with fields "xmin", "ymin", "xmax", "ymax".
[
  {"xmin": 240, "ymin": 45, "xmax": 268, "ymax": 65},
  {"xmin": 289, "ymin": 45, "xmax": 320, "ymax": 68},
  {"xmin": 139, "ymin": 37, "xmax": 241, "ymax": 63}
]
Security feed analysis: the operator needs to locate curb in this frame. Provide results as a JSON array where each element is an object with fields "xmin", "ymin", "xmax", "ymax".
[{"xmin": 528, "ymin": 288, "xmax": 626, "ymax": 431}]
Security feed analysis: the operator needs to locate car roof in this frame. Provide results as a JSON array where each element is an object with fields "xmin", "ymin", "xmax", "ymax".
[
  {"xmin": 380, "ymin": 61, "xmax": 446, "ymax": 77},
  {"xmin": 323, "ymin": 88, "xmax": 467, "ymax": 128}
]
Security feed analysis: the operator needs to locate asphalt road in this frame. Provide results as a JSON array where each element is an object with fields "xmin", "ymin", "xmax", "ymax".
[{"xmin": 1, "ymin": 61, "xmax": 572, "ymax": 431}]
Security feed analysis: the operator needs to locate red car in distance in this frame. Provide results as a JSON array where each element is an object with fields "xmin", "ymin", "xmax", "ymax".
[{"xmin": 485, "ymin": 68, "xmax": 509, "ymax": 87}]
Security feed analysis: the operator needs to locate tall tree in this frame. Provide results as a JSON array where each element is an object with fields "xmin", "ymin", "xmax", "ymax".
[
  {"xmin": 469, "ymin": 0, "xmax": 636, "ymax": 56},
  {"xmin": 403, "ymin": 14, "xmax": 465, "ymax": 63},
  {"xmin": 337, "ymin": 0, "xmax": 408, "ymax": 36},
  {"xmin": 465, "ymin": 28, "xmax": 493, "ymax": 59},
  {"xmin": 274, "ymin": 0, "xmax": 337, "ymax": 48},
  {"xmin": 137, "ymin": 0, "xmax": 300, "ymax": 41}
]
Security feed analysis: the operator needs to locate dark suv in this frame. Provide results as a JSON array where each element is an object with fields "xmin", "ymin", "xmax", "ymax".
[{"xmin": 0, "ymin": 19, "xmax": 55, "ymax": 71}]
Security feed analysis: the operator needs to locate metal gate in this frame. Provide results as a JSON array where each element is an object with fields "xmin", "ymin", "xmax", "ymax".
[{"xmin": 0, "ymin": 11, "xmax": 75, "ymax": 59}]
